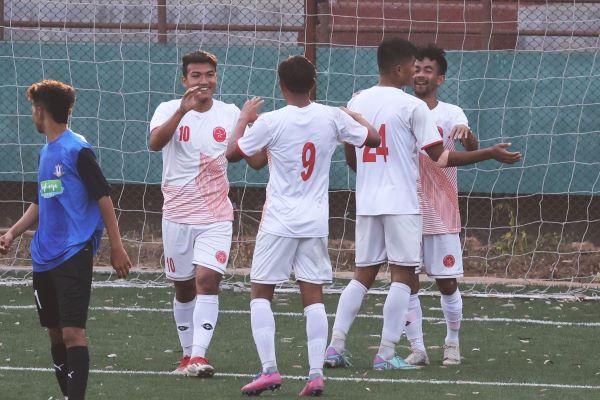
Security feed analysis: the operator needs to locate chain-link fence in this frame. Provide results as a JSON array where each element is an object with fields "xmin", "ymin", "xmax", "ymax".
[{"xmin": 1, "ymin": 0, "xmax": 599, "ymax": 284}]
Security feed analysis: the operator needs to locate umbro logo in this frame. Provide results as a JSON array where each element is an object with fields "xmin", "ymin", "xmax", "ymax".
[
  {"xmin": 177, "ymin": 325, "xmax": 189, "ymax": 331},
  {"xmin": 202, "ymin": 323, "xmax": 213, "ymax": 330}
]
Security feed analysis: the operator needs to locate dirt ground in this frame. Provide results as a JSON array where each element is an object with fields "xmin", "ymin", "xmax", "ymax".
[{"xmin": 2, "ymin": 230, "xmax": 599, "ymax": 283}]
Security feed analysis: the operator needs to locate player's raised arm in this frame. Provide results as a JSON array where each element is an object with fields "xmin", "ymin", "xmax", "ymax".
[
  {"xmin": 226, "ymin": 96, "xmax": 265, "ymax": 163},
  {"xmin": 425, "ymin": 141, "xmax": 520, "ymax": 167},
  {"xmin": 149, "ymin": 86, "xmax": 203, "ymax": 151},
  {"xmin": 0, "ymin": 203, "xmax": 39, "ymax": 255},
  {"xmin": 339, "ymin": 106, "xmax": 381, "ymax": 148},
  {"xmin": 449, "ymin": 124, "xmax": 479, "ymax": 151},
  {"xmin": 413, "ymin": 101, "xmax": 521, "ymax": 167}
]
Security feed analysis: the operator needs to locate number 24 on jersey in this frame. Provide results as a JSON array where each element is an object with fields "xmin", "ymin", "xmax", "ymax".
[{"xmin": 362, "ymin": 124, "xmax": 388, "ymax": 163}]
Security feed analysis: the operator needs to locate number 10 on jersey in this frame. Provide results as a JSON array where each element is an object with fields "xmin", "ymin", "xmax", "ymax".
[{"xmin": 363, "ymin": 124, "xmax": 388, "ymax": 162}]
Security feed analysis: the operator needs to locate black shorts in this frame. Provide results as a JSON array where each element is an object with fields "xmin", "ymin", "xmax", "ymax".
[{"xmin": 32, "ymin": 243, "xmax": 93, "ymax": 329}]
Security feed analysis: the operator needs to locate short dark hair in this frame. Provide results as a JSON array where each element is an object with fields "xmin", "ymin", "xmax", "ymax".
[
  {"xmin": 182, "ymin": 50, "xmax": 218, "ymax": 76},
  {"xmin": 416, "ymin": 44, "xmax": 448, "ymax": 75},
  {"xmin": 277, "ymin": 55, "xmax": 316, "ymax": 94},
  {"xmin": 377, "ymin": 38, "xmax": 418, "ymax": 74},
  {"xmin": 26, "ymin": 80, "xmax": 76, "ymax": 124}
]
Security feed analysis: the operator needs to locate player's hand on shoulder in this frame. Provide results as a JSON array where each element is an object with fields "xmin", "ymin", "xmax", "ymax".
[
  {"xmin": 110, "ymin": 245, "xmax": 132, "ymax": 279},
  {"xmin": 490, "ymin": 143, "xmax": 521, "ymax": 164},
  {"xmin": 240, "ymin": 96, "xmax": 264, "ymax": 123},
  {"xmin": 339, "ymin": 106, "xmax": 363, "ymax": 121},
  {"xmin": 449, "ymin": 124, "xmax": 471, "ymax": 140},
  {"xmin": 178, "ymin": 86, "xmax": 203, "ymax": 114},
  {"xmin": 0, "ymin": 231, "xmax": 14, "ymax": 255}
]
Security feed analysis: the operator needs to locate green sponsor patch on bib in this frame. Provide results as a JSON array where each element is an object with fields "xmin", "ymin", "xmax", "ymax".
[{"xmin": 40, "ymin": 179, "xmax": 63, "ymax": 198}]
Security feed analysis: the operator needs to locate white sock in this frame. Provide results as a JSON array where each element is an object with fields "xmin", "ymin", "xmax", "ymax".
[
  {"xmin": 379, "ymin": 282, "xmax": 411, "ymax": 360},
  {"xmin": 330, "ymin": 280, "xmax": 368, "ymax": 352},
  {"xmin": 173, "ymin": 297, "xmax": 195, "ymax": 357},
  {"xmin": 405, "ymin": 294, "xmax": 426, "ymax": 352},
  {"xmin": 305, "ymin": 303, "xmax": 328, "ymax": 377},
  {"xmin": 250, "ymin": 298, "xmax": 277, "ymax": 373},
  {"xmin": 441, "ymin": 289, "xmax": 462, "ymax": 344},
  {"xmin": 191, "ymin": 294, "xmax": 219, "ymax": 358}
]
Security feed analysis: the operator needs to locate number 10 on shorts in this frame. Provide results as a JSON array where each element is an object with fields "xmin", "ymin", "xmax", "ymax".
[{"xmin": 165, "ymin": 257, "xmax": 176, "ymax": 273}]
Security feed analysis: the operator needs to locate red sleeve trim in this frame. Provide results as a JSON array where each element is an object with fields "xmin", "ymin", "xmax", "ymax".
[
  {"xmin": 421, "ymin": 139, "xmax": 443, "ymax": 150},
  {"xmin": 236, "ymin": 140, "xmax": 249, "ymax": 158}
]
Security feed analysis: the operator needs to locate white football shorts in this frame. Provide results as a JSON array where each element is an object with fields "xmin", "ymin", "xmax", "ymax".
[
  {"xmin": 355, "ymin": 214, "xmax": 422, "ymax": 267},
  {"xmin": 250, "ymin": 231, "xmax": 332, "ymax": 285},
  {"xmin": 420, "ymin": 233, "xmax": 464, "ymax": 279},
  {"xmin": 162, "ymin": 219, "xmax": 232, "ymax": 281}
]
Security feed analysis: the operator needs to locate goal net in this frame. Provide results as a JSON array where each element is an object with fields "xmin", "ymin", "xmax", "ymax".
[{"xmin": 1, "ymin": 0, "xmax": 599, "ymax": 298}]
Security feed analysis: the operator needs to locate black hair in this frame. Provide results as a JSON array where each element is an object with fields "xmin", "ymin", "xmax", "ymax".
[
  {"xmin": 377, "ymin": 38, "xmax": 418, "ymax": 74},
  {"xmin": 416, "ymin": 44, "xmax": 448, "ymax": 75},
  {"xmin": 277, "ymin": 55, "xmax": 316, "ymax": 94},
  {"xmin": 182, "ymin": 50, "xmax": 218, "ymax": 76}
]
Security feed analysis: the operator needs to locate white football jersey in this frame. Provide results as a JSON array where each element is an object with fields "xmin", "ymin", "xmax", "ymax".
[
  {"xmin": 418, "ymin": 101, "xmax": 469, "ymax": 235},
  {"xmin": 348, "ymin": 86, "xmax": 442, "ymax": 216},
  {"xmin": 149, "ymin": 99, "xmax": 240, "ymax": 224},
  {"xmin": 237, "ymin": 102, "xmax": 368, "ymax": 237}
]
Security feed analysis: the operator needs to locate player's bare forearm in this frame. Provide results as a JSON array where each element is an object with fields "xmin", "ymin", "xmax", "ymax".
[
  {"xmin": 344, "ymin": 143, "xmax": 357, "ymax": 172},
  {"xmin": 98, "ymin": 195, "xmax": 131, "ymax": 278},
  {"xmin": 426, "ymin": 142, "xmax": 520, "ymax": 167},
  {"xmin": 446, "ymin": 147, "xmax": 493, "ymax": 166},
  {"xmin": 8, "ymin": 203, "xmax": 39, "ymax": 238},
  {"xmin": 98, "ymin": 196, "xmax": 124, "ymax": 249},
  {"xmin": 461, "ymin": 131, "xmax": 479, "ymax": 151},
  {"xmin": 148, "ymin": 108, "xmax": 185, "ymax": 151},
  {"xmin": 225, "ymin": 117, "xmax": 250, "ymax": 162},
  {"xmin": 340, "ymin": 107, "xmax": 381, "ymax": 148},
  {"xmin": 1, "ymin": 203, "xmax": 38, "ymax": 254},
  {"xmin": 246, "ymin": 150, "xmax": 268, "ymax": 170}
]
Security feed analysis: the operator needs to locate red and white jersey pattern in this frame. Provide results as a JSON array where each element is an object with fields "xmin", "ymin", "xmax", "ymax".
[
  {"xmin": 348, "ymin": 86, "xmax": 443, "ymax": 216},
  {"xmin": 237, "ymin": 102, "xmax": 368, "ymax": 238},
  {"xmin": 149, "ymin": 99, "xmax": 240, "ymax": 224},
  {"xmin": 418, "ymin": 101, "xmax": 469, "ymax": 234}
]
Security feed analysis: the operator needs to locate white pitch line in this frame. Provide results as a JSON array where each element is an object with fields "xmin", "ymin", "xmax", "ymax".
[
  {"xmin": 1, "ymin": 279, "xmax": 599, "ymax": 301},
  {"xmin": 2, "ymin": 304, "xmax": 600, "ymax": 327},
  {"xmin": 1, "ymin": 366, "xmax": 599, "ymax": 390}
]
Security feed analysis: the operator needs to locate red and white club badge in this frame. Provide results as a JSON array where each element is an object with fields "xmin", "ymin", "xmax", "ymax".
[
  {"xmin": 215, "ymin": 250, "xmax": 227, "ymax": 264},
  {"xmin": 213, "ymin": 127, "xmax": 226, "ymax": 142},
  {"xmin": 443, "ymin": 255, "xmax": 455, "ymax": 268}
]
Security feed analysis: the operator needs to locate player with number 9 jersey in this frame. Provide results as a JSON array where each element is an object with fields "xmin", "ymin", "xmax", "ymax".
[
  {"xmin": 236, "ymin": 102, "xmax": 369, "ymax": 239},
  {"xmin": 226, "ymin": 55, "xmax": 380, "ymax": 397}
]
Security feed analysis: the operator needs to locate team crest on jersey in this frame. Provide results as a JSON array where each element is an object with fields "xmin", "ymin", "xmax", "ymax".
[
  {"xmin": 437, "ymin": 126, "xmax": 444, "ymax": 137},
  {"xmin": 215, "ymin": 250, "xmax": 227, "ymax": 264},
  {"xmin": 53, "ymin": 163, "xmax": 64, "ymax": 177},
  {"xmin": 213, "ymin": 127, "xmax": 226, "ymax": 142},
  {"xmin": 443, "ymin": 255, "xmax": 455, "ymax": 268}
]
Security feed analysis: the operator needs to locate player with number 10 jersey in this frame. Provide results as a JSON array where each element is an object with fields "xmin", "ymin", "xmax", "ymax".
[{"xmin": 149, "ymin": 50, "xmax": 240, "ymax": 378}]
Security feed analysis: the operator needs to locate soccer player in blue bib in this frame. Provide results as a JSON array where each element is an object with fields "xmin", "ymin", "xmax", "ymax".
[{"xmin": 0, "ymin": 80, "xmax": 132, "ymax": 400}]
